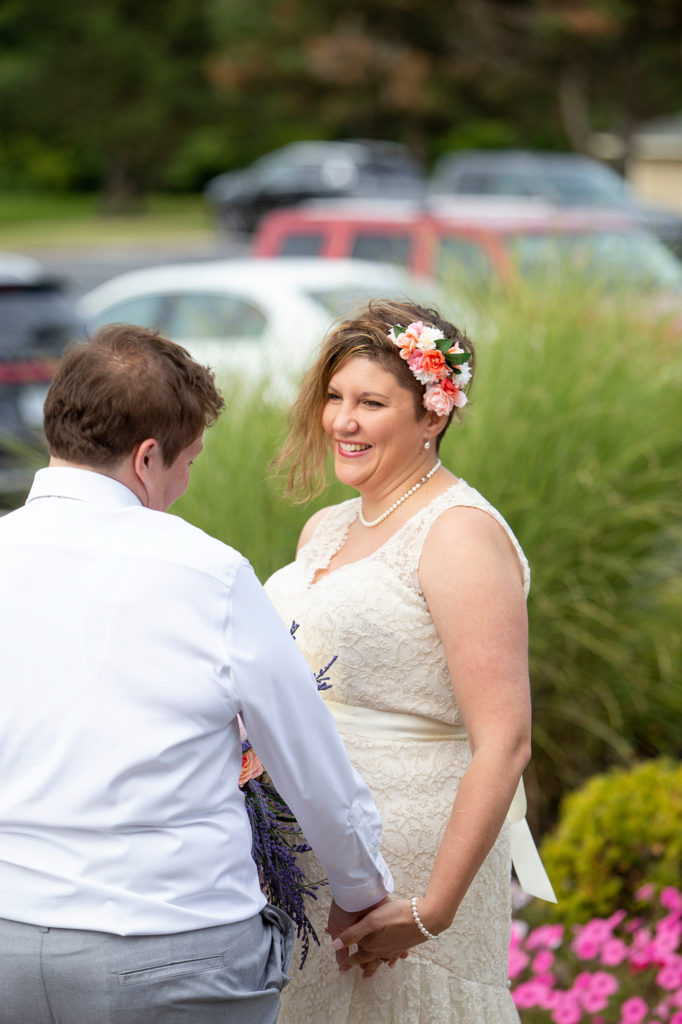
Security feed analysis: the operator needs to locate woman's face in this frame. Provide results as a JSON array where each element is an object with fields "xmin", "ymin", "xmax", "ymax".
[{"xmin": 322, "ymin": 355, "xmax": 431, "ymax": 493}]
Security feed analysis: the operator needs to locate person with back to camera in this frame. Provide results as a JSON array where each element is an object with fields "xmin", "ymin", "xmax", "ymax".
[
  {"xmin": 0, "ymin": 323, "xmax": 395, "ymax": 1024},
  {"xmin": 264, "ymin": 299, "xmax": 556, "ymax": 1023}
]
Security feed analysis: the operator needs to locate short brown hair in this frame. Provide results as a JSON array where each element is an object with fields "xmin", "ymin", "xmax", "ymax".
[
  {"xmin": 44, "ymin": 324, "xmax": 225, "ymax": 467},
  {"xmin": 277, "ymin": 298, "xmax": 475, "ymax": 500}
]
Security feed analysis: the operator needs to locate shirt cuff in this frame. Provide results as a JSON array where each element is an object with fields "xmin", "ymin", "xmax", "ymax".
[{"xmin": 327, "ymin": 856, "xmax": 394, "ymax": 912}]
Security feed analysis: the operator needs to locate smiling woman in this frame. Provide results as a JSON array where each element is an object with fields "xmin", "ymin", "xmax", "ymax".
[{"xmin": 263, "ymin": 297, "xmax": 554, "ymax": 1024}]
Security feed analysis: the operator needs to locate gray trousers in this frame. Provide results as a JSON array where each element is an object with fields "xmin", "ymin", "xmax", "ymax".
[{"xmin": 0, "ymin": 905, "xmax": 295, "ymax": 1024}]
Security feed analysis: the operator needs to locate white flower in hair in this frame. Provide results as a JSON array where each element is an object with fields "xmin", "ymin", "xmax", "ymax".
[
  {"xmin": 456, "ymin": 361, "xmax": 473, "ymax": 387},
  {"xmin": 416, "ymin": 326, "xmax": 442, "ymax": 351}
]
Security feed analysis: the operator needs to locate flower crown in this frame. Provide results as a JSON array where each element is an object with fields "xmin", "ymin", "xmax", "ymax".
[{"xmin": 388, "ymin": 321, "xmax": 472, "ymax": 416}]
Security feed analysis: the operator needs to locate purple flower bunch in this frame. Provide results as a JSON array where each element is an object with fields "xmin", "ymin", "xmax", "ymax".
[
  {"xmin": 510, "ymin": 885, "xmax": 682, "ymax": 1023},
  {"xmin": 239, "ymin": 621, "xmax": 337, "ymax": 968}
]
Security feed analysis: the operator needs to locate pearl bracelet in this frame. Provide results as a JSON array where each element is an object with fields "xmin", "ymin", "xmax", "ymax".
[{"xmin": 411, "ymin": 896, "xmax": 438, "ymax": 940}]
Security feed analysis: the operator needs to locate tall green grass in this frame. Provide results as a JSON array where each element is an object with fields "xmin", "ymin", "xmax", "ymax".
[
  {"xmin": 439, "ymin": 279, "xmax": 682, "ymax": 827},
  {"xmin": 175, "ymin": 280, "xmax": 682, "ymax": 830}
]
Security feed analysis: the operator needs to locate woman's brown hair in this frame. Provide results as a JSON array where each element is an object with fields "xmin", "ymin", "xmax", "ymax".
[{"xmin": 276, "ymin": 298, "xmax": 475, "ymax": 501}]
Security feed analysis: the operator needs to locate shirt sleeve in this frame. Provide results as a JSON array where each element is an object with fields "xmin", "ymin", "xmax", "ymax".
[{"xmin": 227, "ymin": 560, "xmax": 394, "ymax": 912}]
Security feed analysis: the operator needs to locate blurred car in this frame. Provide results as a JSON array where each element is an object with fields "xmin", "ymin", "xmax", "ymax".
[
  {"xmin": 429, "ymin": 150, "xmax": 682, "ymax": 258},
  {"xmin": 0, "ymin": 253, "xmax": 80, "ymax": 500},
  {"xmin": 76, "ymin": 257, "xmax": 441, "ymax": 398},
  {"xmin": 252, "ymin": 201, "xmax": 682, "ymax": 298},
  {"xmin": 204, "ymin": 140, "xmax": 425, "ymax": 233}
]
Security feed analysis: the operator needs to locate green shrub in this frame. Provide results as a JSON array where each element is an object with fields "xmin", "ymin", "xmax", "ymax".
[{"xmin": 536, "ymin": 758, "xmax": 682, "ymax": 926}]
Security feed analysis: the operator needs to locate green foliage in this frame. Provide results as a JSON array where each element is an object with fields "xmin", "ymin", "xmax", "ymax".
[
  {"xmin": 535, "ymin": 758, "xmax": 682, "ymax": 926},
  {"xmin": 0, "ymin": 0, "xmax": 221, "ymax": 205},
  {"xmin": 175, "ymin": 281, "xmax": 681, "ymax": 833}
]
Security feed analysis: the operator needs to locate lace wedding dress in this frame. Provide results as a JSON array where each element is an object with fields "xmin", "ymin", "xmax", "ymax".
[{"xmin": 264, "ymin": 481, "xmax": 527, "ymax": 1024}]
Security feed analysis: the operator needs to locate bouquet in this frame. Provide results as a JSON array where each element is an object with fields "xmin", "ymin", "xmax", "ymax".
[
  {"xmin": 239, "ymin": 622, "xmax": 336, "ymax": 967},
  {"xmin": 510, "ymin": 884, "xmax": 682, "ymax": 1023}
]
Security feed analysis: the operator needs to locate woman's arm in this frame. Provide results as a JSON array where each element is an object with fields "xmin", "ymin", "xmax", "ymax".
[{"xmin": 333, "ymin": 505, "xmax": 532, "ymax": 965}]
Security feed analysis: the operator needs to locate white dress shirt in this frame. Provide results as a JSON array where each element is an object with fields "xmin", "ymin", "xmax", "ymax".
[{"xmin": 0, "ymin": 467, "xmax": 392, "ymax": 935}]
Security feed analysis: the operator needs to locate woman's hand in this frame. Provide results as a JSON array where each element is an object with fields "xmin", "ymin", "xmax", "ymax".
[{"xmin": 331, "ymin": 898, "xmax": 428, "ymax": 971}]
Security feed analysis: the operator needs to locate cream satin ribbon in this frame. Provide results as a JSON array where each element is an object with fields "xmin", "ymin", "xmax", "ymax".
[{"xmin": 325, "ymin": 698, "xmax": 557, "ymax": 903}]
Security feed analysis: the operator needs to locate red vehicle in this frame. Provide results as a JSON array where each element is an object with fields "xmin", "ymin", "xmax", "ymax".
[{"xmin": 252, "ymin": 200, "xmax": 682, "ymax": 294}]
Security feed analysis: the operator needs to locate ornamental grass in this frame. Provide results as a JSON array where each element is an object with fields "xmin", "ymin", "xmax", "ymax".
[{"xmin": 174, "ymin": 276, "xmax": 682, "ymax": 834}]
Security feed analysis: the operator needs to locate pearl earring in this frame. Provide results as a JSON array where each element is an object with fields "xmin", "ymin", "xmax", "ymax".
[{"xmin": 424, "ymin": 439, "xmax": 431, "ymax": 450}]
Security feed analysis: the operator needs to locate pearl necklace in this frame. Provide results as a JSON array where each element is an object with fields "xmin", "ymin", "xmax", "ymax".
[{"xmin": 358, "ymin": 460, "xmax": 442, "ymax": 528}]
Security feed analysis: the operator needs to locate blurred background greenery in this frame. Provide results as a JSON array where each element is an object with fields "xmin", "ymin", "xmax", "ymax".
[{"xmin": 1, "ymin": 0, "xmax": 681, "ymax": 211}]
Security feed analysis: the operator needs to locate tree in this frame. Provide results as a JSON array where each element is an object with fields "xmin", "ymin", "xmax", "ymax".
[{"xmin": 0, "ymin": 0, "xmax": 218, "ymax": 208}]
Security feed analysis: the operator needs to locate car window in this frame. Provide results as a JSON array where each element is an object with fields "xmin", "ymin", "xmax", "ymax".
[
  {"xmin": 452, "ymin": 171, "xmax": 541, "ymax": 197},
  {"xmin": 0, "ymin": 284, "xmax": 79, "ymax": 355},
  {"xmin": 544, "ymin": 169, "xmax": 625, "ymax": 205},
  {"xmin": 506, "ymin": 231, "xmax": 682, "ymax": 291},
  {"xmin": 437, "ymin": 238, "xmax": 493, "ymax": 285},
  {"xmin": 88, "ymin": 295, "xmax": 164, "ymax": 333},
  {"xmin": 350, "ymin": 232, "xmax": 412, "ymax": 266},
  {"xmin": 279, "ymin": 232, "xmax": 325, "ymax": 257},
  {"xmin": 259, "ymin": 164, "xmax": 327, "ymax": 192},
  {"xmin": 163, "ymin": 293, "xmax": 267, "ymax": 340}
]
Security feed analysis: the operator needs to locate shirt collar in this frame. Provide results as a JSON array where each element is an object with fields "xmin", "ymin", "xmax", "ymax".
[{"xmin": 27, "ymin": 467, "xmax": 143, "ymax": 508}]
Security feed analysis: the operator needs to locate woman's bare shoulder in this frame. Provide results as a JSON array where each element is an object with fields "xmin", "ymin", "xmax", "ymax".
[{"xmin": 296, "ymin": 505, "xmax": 335, "ymax": 553}]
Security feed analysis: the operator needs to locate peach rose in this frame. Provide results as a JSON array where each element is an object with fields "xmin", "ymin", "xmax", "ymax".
[
  {"xmin": 424, "ymin": 385, "xmax": 454, "ymax": 416},
  {"xmin": 397, "ymin": 323, "xmax": 423, "ymax": 358},
  {"xmin": 420, "ymin": 348, "xmax": 447, "ymax": 378},
  {"xmin": 239, "ymin": 747, "xmax": 264, "ymax": 787},
  {"xmin": 441, "ymin": 375, "xmax": 468, "ymax": 408}
]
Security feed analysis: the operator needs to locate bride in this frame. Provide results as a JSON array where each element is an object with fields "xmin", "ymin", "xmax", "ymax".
[{"xmin": 264, "ymin": 299, "xmax": 554, "ymax": 1023}]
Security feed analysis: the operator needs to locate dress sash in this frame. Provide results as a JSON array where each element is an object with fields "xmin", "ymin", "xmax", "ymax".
[{"xmin": 325, "ymin": 699, "xmax": 557, "ymax": 904}]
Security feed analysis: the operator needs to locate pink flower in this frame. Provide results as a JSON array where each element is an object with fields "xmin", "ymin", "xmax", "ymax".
[
  {"xmin": 526, "ymin": 924, "xmax": 565, "ymax": 951},
  {"xmin": 636, "ymin": 883, "xmax": 656, "ymax": 902},
  {"xmin": 508, "ymin": 947, "xmax": 530, "ymax": 978},
  {"xmin": 533, "ymin": 950, "xmax": 556, "ymax": 974},
  {"xmin": 423, "ymin": 384, "xmax": 456, "ymax": 416},
  {"xmin": 619, "ymin": 996, "xmax": 649, "ymax": 1023},
  {"xmin": 589, "ymin": 971, "xmax": 619, "ymax": 997},
  {"xmin": 551, "ymin": 993, "xmax": 583, "ymax": 1024},
  {"xmin": 670, "ymin": 1012, "xmax": 682, "ymax": 1024},
  {"xmin": 572, "ymin": 972, "xmax": 593, "ymax": 992},
  {"xmin": 653, "ymin": 918, "xmax": 682, "ymax": 957},
  {"xmin": 513, "ymin": 979, "xmax": 548, "ymax": 1008},
  {"xmin": 581, "ymin": 990, "xmax": 609, "ymax": 1013},
  {"xmin": 573, "ymin": 934, "xmax": 602, "ymax": 960},
  {"xmin": 657, "ymin": 957, "xmax": 682, "ymax": 991},
  {"xmin": 601, "ymin": 938, "xmax": 628, "ymax": 965},
  {"xmin": 661, "ymin": 888, "xmax": 682, "ymax": 916}
]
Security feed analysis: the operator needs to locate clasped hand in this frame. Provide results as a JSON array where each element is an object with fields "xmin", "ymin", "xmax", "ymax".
[{"xmin": 327, "ymin": 897, "xmax": 429, "ymax": 979}]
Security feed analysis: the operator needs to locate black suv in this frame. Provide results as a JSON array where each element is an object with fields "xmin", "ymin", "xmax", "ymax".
[
  {"xmin": 0, "ymin": 256, "xmax": 79, "ymax": 505},
  {"xmin": 204, "ymin": 139, "xmax": 425, "ymax": 233}
]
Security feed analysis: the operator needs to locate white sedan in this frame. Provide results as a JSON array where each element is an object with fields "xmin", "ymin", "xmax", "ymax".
[{"xmin": 76, "ymin": 257, "xmax": 441, "ymax": 397}]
